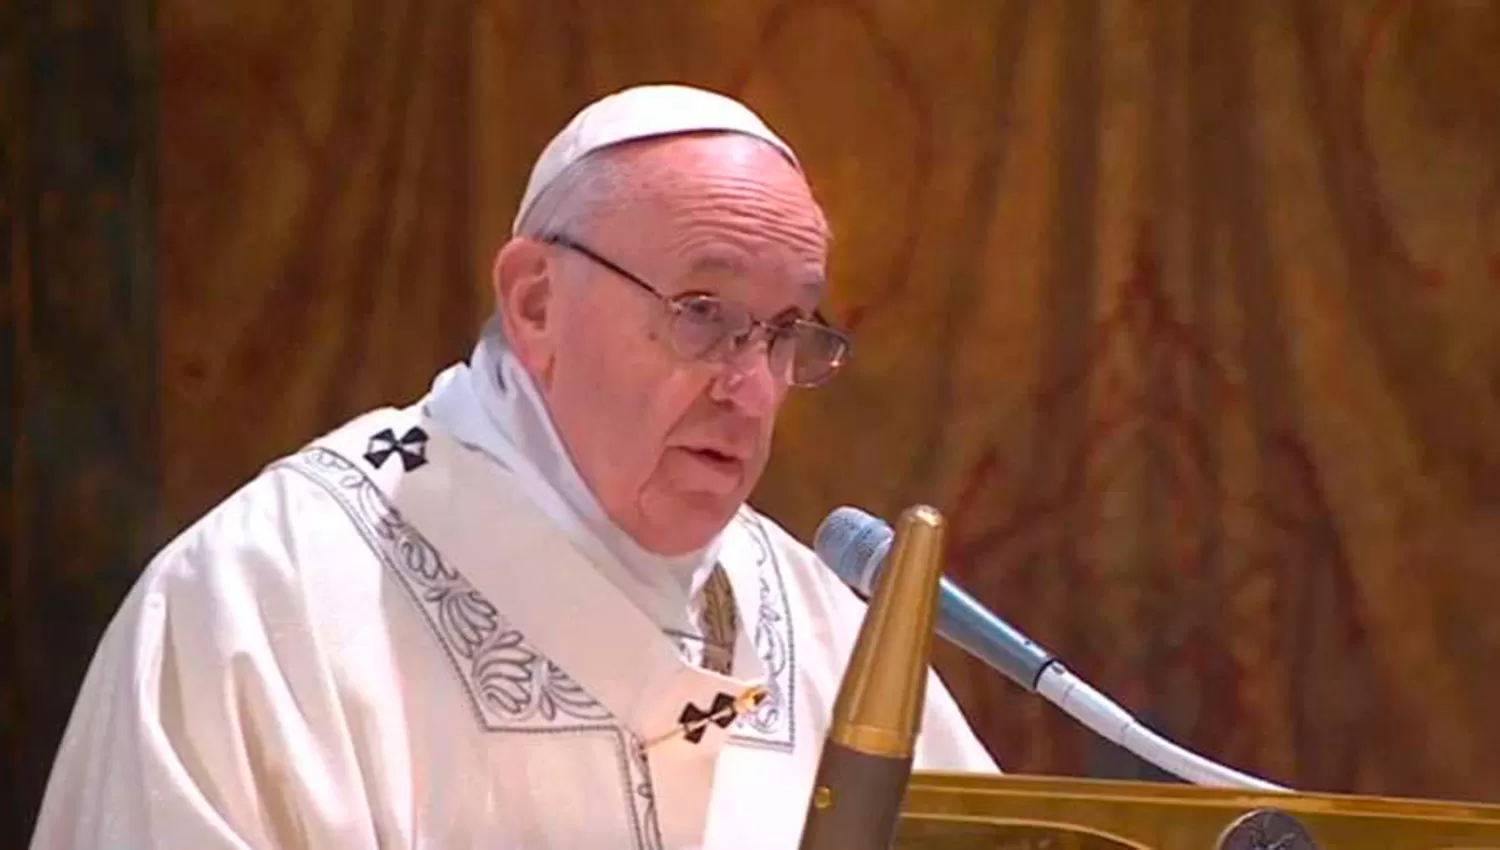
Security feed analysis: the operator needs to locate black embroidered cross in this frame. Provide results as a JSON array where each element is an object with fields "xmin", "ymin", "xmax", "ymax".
[
  {"xmin": 364, "ymin": 426, "xmax": 429, "ymax": 472},
  {"xmin": 639, "ymin": 685, "xmax": 767, "ymax": 752},
  {"xmin": 677, "ymin": 692, "xmax": 739, "ymax": 744}
]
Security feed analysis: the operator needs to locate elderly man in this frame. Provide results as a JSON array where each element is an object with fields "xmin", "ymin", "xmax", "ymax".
[{"xmin": 31, "ymin": 84, "xmax": 997, "ymax": 849}]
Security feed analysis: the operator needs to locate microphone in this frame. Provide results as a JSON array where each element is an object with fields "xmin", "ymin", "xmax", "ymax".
[
  {"xmin": 815, "ymin": 506, "xmax": 1055, "ymax": 694},
  {"xmin": 814, "ymin": 506, "xmax": 1289, "ymax": 793}
]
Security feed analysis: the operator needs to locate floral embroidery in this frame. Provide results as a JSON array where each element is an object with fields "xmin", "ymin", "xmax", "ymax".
[
  {"xmin": 281, "ymin": 439, "xmax": 798, "ymax": 752},
  {"xmin": 282, "ymin": 446, "xmax": 611, "ymax": 728},
  {"xmin": 730, "ymin": 512, "xmax": 797, "ymax": 750}
]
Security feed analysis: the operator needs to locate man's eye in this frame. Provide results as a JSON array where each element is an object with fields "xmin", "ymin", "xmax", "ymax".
[{"xmin": 680, "ymin": 298, "xmax": 726, "ymax": 323}]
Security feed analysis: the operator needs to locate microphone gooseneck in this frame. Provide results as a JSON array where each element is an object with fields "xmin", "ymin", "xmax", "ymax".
[
  {"xmin": 813, "ymin": 506, "xmax": 1289, "ymax": 793},
  {"xmin": 815, "ymin": 507, "xmax": 1055, "ymax": 693}
]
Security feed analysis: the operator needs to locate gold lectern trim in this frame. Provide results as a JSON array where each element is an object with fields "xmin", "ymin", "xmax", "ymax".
[
  {"xmin": 829, "ymin": 723, "xmax": 915, "ymax": 759},
  {"xmin": 826, "ymin": 505, "xmax": 945, "ymax": 759}
]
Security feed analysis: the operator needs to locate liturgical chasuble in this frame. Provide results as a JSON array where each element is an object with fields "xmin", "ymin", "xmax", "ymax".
[{"xmin": 31, "ymin": 394, "xmax": 998, "ymax": 849}]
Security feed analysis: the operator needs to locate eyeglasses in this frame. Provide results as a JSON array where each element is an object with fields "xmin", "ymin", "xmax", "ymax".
[{"xmin": 540, "ymin": 233, "xmax": 852, "ymax": 388}]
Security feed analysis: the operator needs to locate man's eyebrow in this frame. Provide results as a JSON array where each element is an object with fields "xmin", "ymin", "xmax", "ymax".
[
  {"xmin": 684, "ymin": 253, "xmax": 832, "ymax": 319},
  {"xmin": 686, "ymin": 253, "xmax": 825, "ymax": 287},
  {"xmin": 687, "ymin": 253, "xmax": 747, "ymax": 276}
]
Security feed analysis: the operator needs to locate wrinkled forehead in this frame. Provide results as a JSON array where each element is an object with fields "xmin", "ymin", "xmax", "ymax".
[{"xmin": 594, "ymin": 134, "xmax": 831, "ymax": 291}]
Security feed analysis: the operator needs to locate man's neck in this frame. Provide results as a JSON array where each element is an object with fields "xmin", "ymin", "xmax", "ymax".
[{"xmin": 424, "ymin": 324, "xmax": 725, "ymax": 631}]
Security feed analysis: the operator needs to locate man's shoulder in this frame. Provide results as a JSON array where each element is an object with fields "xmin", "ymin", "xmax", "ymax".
[
  {"xmin": 731, "ymin": 504, "xmax": 828, "ymax": 579},
  {"xmin": 148, "ymin": 462, "xmax": 359, "ymax": 585},
  {"xmin": 143, "ymin": 404, "xmax": 424, "ymax": 594},
  {"xmin": 732, "ymin": 504, "xmax": 806, "ymax": 554},
  {"xmin": 731, "ymin": 504, "xmax": 867, "ymax": 618}
]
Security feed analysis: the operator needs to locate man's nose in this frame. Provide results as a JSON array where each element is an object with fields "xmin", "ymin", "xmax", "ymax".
[{"xmin": 709, "ymin": 337, "xmax": 781, "ymax": 415}]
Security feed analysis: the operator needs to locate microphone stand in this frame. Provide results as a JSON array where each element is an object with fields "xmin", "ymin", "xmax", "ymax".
[{"xmin": 797, "ymin": 506, "xmax": 949, "ymax": 850}]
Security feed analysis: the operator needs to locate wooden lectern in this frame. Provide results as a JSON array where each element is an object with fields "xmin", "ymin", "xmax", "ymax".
[{"xmin": 895, "ymin": 771, "xmax": 1500, "ymax": 848}]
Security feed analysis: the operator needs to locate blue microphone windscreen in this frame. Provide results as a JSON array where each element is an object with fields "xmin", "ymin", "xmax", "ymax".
[{"xmin": 813, "ymin": 506, "xmax": 893, "ymax": 594}]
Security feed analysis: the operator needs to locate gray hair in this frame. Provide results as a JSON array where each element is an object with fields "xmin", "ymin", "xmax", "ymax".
[
  {"xmin": 513, "ymin": 147, "xmax": 633, "ymax": 242},
  {"xmin": 488, "ymin": 150, "xmax": 635, "ymax": 343}
]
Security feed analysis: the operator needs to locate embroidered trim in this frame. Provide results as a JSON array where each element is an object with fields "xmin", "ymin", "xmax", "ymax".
[
  {"xmin": 279, "ymin": 439, "xmax": 672, "ymax": 850},
  {"xmin": 665, "ymin": 629, "xmax": 735, "ymax": 678},
  {"xmin": 678, "ymin": 565, "xmax": 738, "ymax": 676},
  {"xmin": 278, "ymin": 446, "xmax": 613, "ymax": 729},
  {"xmin": 277, "ymin": 433, "xmax": 799, "ymax": 754},
  {"xmin": 630, "ymin": 747, "xmax": 666, "ymax": 850},
  {"xmin": 729, "ymin": 512, "xmax": 798, "ymax": 751}
]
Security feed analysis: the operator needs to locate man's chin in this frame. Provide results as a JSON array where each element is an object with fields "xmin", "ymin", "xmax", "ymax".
[{"xmin": 632, "ymin": 492, "xmax": 746, "ymax": 555}]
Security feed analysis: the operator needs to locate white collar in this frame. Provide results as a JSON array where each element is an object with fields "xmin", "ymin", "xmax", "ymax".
[{"xmin": 423, "ymin": 319, "xmax": 723, "ymax": 631}]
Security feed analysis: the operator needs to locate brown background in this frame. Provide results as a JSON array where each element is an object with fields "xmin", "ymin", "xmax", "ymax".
[{"xmin": 6, "ymin": 0, "xmax": 1500, "ymax": 841}]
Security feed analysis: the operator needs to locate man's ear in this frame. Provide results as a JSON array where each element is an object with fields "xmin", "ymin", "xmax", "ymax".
[{"xmin": 492, "ymin": 238, "xmax": 558, "ymax": 381}]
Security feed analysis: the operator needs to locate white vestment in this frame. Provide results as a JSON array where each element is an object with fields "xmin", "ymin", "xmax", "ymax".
[{"xmin": 32, "ymin": 346, "xmax": 998, "ymax": 850}]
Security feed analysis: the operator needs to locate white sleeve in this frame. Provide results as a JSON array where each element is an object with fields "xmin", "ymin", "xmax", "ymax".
[
  {"xmin": 29, "ymin": 470, "xmax": 388, "ymax": 850},
  {"xmin": 913, "ymin": 666, "xmax": 1004, "ymax": 774}
]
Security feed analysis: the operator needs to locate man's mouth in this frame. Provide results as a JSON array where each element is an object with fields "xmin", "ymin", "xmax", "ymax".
[
  {"xmin": 689, "ymin": 447, "xmax": 739, "ymax": 464},
  {"xmin": 665, "ymin": 445, "xmax": 749, "ymax": 494},
  {"xmin": 677, "ymin": 445, "xmax": 748, "ymax": 477}
]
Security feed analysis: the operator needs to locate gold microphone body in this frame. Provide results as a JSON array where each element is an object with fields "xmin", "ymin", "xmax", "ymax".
[{"xmin": 798, "ymin": 505, "xmax": 947, "ymax": 850}]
